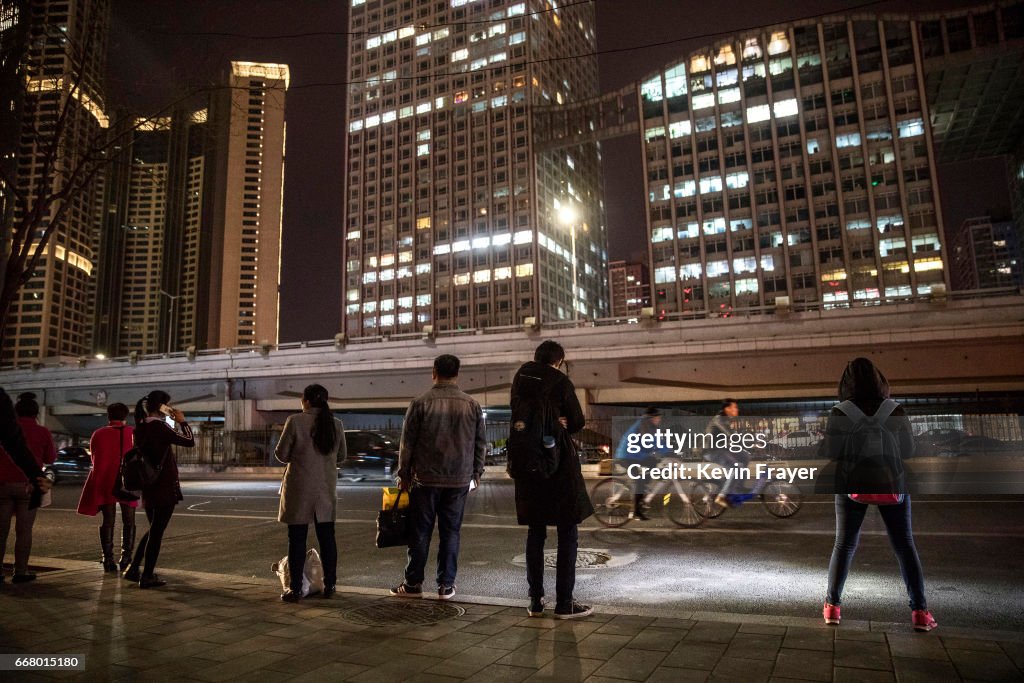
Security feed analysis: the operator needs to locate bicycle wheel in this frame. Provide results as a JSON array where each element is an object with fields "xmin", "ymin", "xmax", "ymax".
[
  {"xmin": 700, "ymin": 481, "xmax": 727, "ymax": 518},
  {"xmin": 591, "ymin": 478, "xmax": 633, "ymax": 527},
  {"xmin": 662, "ymin": 481, "xmax": 709, "ymax": 528},
  {"xmin": 761, "ymin": 479, "xmax": 803, "ymax": 518}
]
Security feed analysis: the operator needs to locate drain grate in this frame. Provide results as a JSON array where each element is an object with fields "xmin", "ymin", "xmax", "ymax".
[
  {"xmin": 342, "ymin": 601, "xmax": 466, "ymax": 626},
  {"xmin": 552, "ymin": 550, "xmax": 612, "ymax": 569}
]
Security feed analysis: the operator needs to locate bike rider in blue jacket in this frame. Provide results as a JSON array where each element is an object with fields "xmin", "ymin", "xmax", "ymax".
[{"xmin": 614, "ymin": 407, "xmax": 673, "ymax": 520}]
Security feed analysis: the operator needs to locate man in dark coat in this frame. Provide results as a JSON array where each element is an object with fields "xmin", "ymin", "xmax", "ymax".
[{"xmin": 511, "ymin": 340, "xmax": 594, "ymax": 619}]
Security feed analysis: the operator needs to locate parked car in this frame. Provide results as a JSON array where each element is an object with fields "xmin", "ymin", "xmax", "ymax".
[
  {"xmin": 339, "ymin": 430, "xmax": 399, "ymax": 474},
  {"xmin": 915, "ymin": 428, "xmax": 969, "ymax": 457},
  {"xmin": 45, "ymin": 446, "xmax": 92, "ymax": 483}
]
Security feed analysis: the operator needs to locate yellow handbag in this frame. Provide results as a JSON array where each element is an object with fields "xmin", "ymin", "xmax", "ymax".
[{"xmin": 381, "ymin": 486, "xmax": 410, "ymax": 510}]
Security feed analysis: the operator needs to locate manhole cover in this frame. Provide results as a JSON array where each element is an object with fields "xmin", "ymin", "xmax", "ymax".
[
  {"xmin": 511, "ymin": 548, "xmax": 632, "ymax": 568},
  {"xmin": 341, "ymin": 601, "xmax": 465, "ymax": 626}
]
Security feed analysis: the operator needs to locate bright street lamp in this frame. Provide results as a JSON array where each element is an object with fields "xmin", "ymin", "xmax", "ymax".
[{"xmin": 557, "ymin": 204, "xmax": 580, "ymax": 320}]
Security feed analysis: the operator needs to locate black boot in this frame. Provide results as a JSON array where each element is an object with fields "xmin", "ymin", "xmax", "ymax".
[
  {"xmin": 119, "ymin": 523, "xmax": 136, "ymax": 572},
  {"xmin": 633, "ymin": 495, "xmax": 650, "ymax": 520},
  {"xmin": 100, "ymin": 527, "xmax": 118, "ymax": 573}
]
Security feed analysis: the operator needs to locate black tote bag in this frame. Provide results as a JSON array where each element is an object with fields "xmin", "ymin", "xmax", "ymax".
[{"xmin": 375, "ymin": 488, "xmax": 411, "ymax": 548}]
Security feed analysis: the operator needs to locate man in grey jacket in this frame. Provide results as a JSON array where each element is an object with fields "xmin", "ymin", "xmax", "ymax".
[{"xmin": 391, "ymin": 354, "xmax": 486, "ymax": 600}]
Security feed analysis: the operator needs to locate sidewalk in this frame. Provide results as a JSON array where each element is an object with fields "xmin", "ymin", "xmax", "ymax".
[{"xmin": 2, "ymin": 558, "xmax": 1022, "ymax": 682}]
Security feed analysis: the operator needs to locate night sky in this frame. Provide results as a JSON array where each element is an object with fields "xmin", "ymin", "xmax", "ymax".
[{"xmin": 107, "ymin": 0, "xmax": 1006, "ymax": 343}]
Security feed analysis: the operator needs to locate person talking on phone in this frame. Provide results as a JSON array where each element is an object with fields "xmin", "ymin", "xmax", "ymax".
[
  {"xmin": 389, "ymin": 354, "xmax": 486, "ymax": 601},
  {"xmin": 121, "ymin": 390, "xmax": 194, "ymax": 589}
]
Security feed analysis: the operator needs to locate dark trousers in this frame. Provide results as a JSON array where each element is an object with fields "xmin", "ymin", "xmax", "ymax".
[
  {"xmin": 827, "ymin": 494, "xmax": 927, "ymax": 610},
  {"xmin": 526, "ymin": 522, "xmax": 578, "ymax": 609},
  {"xmin": 130, "ymin": 505, "xmax": 174, "ymax": 578},
  {"xmin": 0, "ymin": 482, "xmax": 37, "ymax": 574},
  {"xmin": 405, "ymin": 485, "xmax": 469, "ymax": 588},
  {"xmin": 287, "ymin": 520, "xmax": 337, "ymax": 592}
]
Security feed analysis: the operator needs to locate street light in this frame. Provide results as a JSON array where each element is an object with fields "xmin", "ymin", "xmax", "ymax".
[
  {"xmin": 159, "ymin": 289, "xmax": 181, "ymax": 355},
  {"xmin": 557, "ymin": 204, "xmax": 580, "ymax": 321}
]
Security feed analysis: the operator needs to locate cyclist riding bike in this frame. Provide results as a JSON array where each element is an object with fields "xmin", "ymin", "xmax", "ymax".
[
  {"xmin": 704, "ymin": 399, "xmax": 766, "ymax": 508},
  {"xmin": 614, "ymin": 407, "xmax": 674, "ymax": 520}
]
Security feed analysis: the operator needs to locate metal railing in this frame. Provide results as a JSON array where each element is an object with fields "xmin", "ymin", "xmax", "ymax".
[{"xmin": 4, "ymin": 286, "xmax": 1021, "ymax": 372}]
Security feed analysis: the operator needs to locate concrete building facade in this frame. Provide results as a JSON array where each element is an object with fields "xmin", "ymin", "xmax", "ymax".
[{"xmin": 342, "ymin": 0, "xmax": 607, "ymax": 336}]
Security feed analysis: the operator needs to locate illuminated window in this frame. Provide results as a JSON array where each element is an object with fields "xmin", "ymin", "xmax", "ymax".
[
  {"xmin": 509, "ymin": 31, "xmax": 526, "ymax": 45},
  {"xmin": 416, "ymin": 294, "xmax": 432, "ymax": 306},
  {"xmin": 494, "ymin": 267, "xmax": 512, "ymax": 280},
  {"xmin": 742, "ymin": 38, "xmax": 762, "ymax": 60},
  {"xmin": 718, "ymin": 88, "xmax": 740, "ymax": 105},
  {"xmin": 492, "ymin": 233, "xmax": 512, "ymax": 246},
  {"xmin": 674, "ymin": 180, "xmax": 696, "ymax": 198},
  {"xmin": 454, "ymin": 273, "xmax": 470, "ymax": 286},
  {"xmin": 690, "ymin": 54, "xmax": 711, "ymax": 72},
  {"xmin": 472, "ymin": 237, "xmax": 490, "ymax": 249},
  {"xmin": 362, "ymin": 272, "xmax": 377, "ymax": 284},
  {"xmin": 507, "ymin": 2, "xmax": 525, "ymax": 16},
  {"xmin": 380, "ymin": 269, "xmax": 394, "ymax": 282},
  {"xmin": 669, "ymin": 121, "xmax": 691, "ymax": 138},
  {"xmin": 452, "ymin": 240, "xmax": 470, "ymax": 252},
  {"xmin": 680, "ymin": 263, "xmax": 702, "ymax": 278},
  {"xmin": 735, "ymin": 278, "xmax": 759, "ymax": 294},
  {"xmin": 897, "ymin": 118, "xmax": 925, "ymax": 138},
  {"xmin": 641, "ymin": 75, "xmax": 663, "ymax": 102},
  {"xmin": 767, "ymin": 31, "xmax": 790, "ymax": 55},
  {"xmin": 654, "ymin": 266, "xmax": 676, "ymax": 283},
  {"xmin": 725, "ymin": 172, "xmax": 749, "ymax": 189},
  {"xmin": 707, "ymin": 260, "xmax": 729, "ymax": 276},
  {"xmin": 664, "ymin": 64, "xmax": 687, "ymax": 98},
  {"xmin": 699, "ymin": 176, "xmax": 723, "ymax": 194},
  {"xmin": 454, "ymin": 91, "xmax": 469, "ymax": 104},
  {"xmin": 644, "ymin": 126, "xmax": 666, "ymax": 141},
  {"xmin": 760, "ymin": 254, "xmax": 775, "ymax": 271},
  {"xmin": 746, "ymin": 104, "xmax": 770, "ymax": 123},
  {"xmin": 451, "ymin": 48, "xmax": 468, "ymax": 62},
  {"xmin": 703, "ymin": 217, "xmax": 726, "ymax": 234},
  {"xmin": 836, "ymin": 133, "xmax": 861, "ymax": 148},
  {"xmin": 347, "ymin": 289, "xmax": 360, "ymax": 302},
  {"xmin": 515, "ymin": 263, "xmax": 534, "ymax": 277},
  {"xmin": 715, "ymin": 45, "xmax": 736, "ymax": 66},
  {"xmin": 652, "ymin": 227, "xmax": 674, "ymax": 243},
  {"xmin": 772, "ymin": 98, "xmax": 798, "ymax": 118},
  {"xmin": 362, "ymin": 302, "xmax": 377, "ymax": 313},
  {"xmin": 347, "ymin": 231, "xmax": 361, "ymax": 240},
  {"xmin": 513, "ymin": 230, "xmax": 532, "ymax": 245},
  {"xmin": 473, "ymin": 269, "xmax": 491, "ymax": 283},
  {"xmin": 733, "ymin": 257, "xmax": 757, "ymax": 274},
  {"xmin": 417, "ymin": 216, "xmax": 431, "ymax": 230},
  {"xmin": 417, "ymin": 143, "xmax": 430, "ymax": 156},
  {"xmin": 416, "ymin": 263, "xmax": 431, "ymax": 275},
  {"xmin": 692, "ymin": 93, "xmax": 715, "ymax": 110},
  {"xmin": 433, "ymin": 244, "xmax": 451, "ymax": 255},
  {"xmin": 678, "ymin": 222, "xmax": 700, "ymax": 239}
]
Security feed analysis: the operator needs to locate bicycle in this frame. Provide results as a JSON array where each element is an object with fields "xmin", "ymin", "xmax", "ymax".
[
  {"xmin": 697, "ymin": 465, "xmax": 803, "ymax": 519},
  {"xmin": 591, "ymin": 457, "xmax": 711, "ymax": 528}
]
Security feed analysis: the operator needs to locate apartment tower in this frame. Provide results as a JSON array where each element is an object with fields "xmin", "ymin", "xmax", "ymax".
[{"xmin": 342, "ymin": 0, "xmax": 607, "ymax": 336}]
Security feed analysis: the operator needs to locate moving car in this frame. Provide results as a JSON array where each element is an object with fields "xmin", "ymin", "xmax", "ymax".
[
  {"xmin": 338, "ymin": 430, "xmax": 399, "ymax": 474},
  {"xmin": 45, "ymin": 446, "xmax": 92, "ymax": 483}
]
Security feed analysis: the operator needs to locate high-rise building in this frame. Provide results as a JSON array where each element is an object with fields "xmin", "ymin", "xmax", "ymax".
[
  {"xmin": 1, "ymin": 0, "xmax": 27, "ymax": 237},
  {"xmin": 92, "ymin": 110, "xmax": 209, "ymax": 357},
  {"xmin": 952, "ymin": 217, "xmax": 1023, "ymax": 290},
  {"xmin": 3, "ymin": 0, "xmax": 110, "ymax": 363},
  {"xmin": 204, "ymin": 61, "xmax": 288, "ymax": 348},
  {"xmin": 93, "ymin": 62, "xmax": 288, "ymax": 356},
  {"xmin": 639, "ymin": 11, "xmax": 969, "ymax": 314},
  {"xmin": 608, "ymin": 260, "xmax": 650, "ymax": 318},
  {"xmin": 342, "ymin": 0, "xmax": 607, "ymax": 336}
]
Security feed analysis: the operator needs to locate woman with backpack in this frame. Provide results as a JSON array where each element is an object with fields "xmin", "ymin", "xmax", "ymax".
[
  {"xmin": 820, "ymin": 357, "xmax": 937, "ymax": 631},
  {"xmin": 121, "ymin": 390, "xmax": 194, "ymax": 589},
  {"xmin": 77, "ymin": 402, "xmax": 139, "ymax": 573},
  {"xmin": 275, "ymin": 384, "xmax": 346, "ymax": 603}
]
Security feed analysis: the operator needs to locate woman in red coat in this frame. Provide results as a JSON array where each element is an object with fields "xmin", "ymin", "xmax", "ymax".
[
  {"xmin": 77, "ymin": 403, "xmax": 138, "ymax": 573},
  {"xmin": 0, "ymin": 392, "xmax": 56, "ymax": 584}
]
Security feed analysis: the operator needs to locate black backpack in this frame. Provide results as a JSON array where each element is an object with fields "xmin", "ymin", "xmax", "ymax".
[
  {"xmin": 506, "ymin": 371, "xmax": 561, "ymax": 480},
  {"xmin": 835, "ymin": 399, "xmax": 906, "ymax": 498}
]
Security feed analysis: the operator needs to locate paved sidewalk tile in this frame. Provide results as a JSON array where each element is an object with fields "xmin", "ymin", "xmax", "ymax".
[
  {"xmin": 709, "ymin": 654, "xmax": 775, "ymax": 682},
  {"xmin": 772, "ymin": 647, "xmax": 833, "ymax": 682},
  {"xmin": 782, "ymin": 627, "xmax": 835, "ymax": 652},
  {"xmin": 891, "ymin": 655, "xmax": 962, "ymax": 683},
  {"xmin": 832, "ymin": 666, "xmax": 897, "ymax": 682},
  {"xmin": 885, "ymin": 633, "xmax": 950, "ymax": 660},
  {"xmin": 947, "ymin": 647, "xmax": 1024, "ymax": 682},
  {"xmin": 833, "ymin": 639, "xmax": 894, "ymax": 671},
  {"xmin": 660, "ymin": 641, "xmax": 729, "ymax": 670},
  {"xmin": 590, "ymin": 647, "xmax": 667, "ymax": 680},
  {"xmin": 723, "ymin": 633, "xmax": 784, "ymax": 662},
  {"xmin": 646, "ymin": 666, "xmax": 710, "ymax": 682}
]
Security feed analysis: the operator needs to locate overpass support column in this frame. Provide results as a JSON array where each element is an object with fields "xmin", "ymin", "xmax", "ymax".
[
  {"xmin": 576, "ymin": 387, "xmax": 592, "ymax": 420},
  {"xmin": 223, "ymin": 399, "xmax": 271, "ymax": 431}
]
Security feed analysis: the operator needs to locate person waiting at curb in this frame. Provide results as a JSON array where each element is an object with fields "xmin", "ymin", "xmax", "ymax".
[
  {"xmin": 390, "ymin": 354, "xmax": 486, "ymax": 601},
  {"xmin": 122, "ymin": 391, "xmax": 194, "ymax": 589},
  {"xmin": 276, "ymin": 384, "xmax": 346, "ymax": 603},
  {"xmin": 820, "ymin": 357, "xmax": 937, "ymax": 632},
  {"xmin": 0, "ymin": 392, "xmax": 56, "ymax": 584},
  {"xmin": 511, "ymin": 340, "xmax": 594, "ymax": 619},
  {"xmin": 77, "ymin": 403, "xmax": 139, "ymax": 573}
]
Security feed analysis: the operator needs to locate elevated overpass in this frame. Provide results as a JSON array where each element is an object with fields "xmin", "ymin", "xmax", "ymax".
[{"xmin": 0, "ymin": 292, "xmax": 1021, "ymax": 434}]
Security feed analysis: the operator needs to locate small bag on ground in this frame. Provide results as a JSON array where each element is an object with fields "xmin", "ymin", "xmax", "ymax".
[{"xmin": 271, "ymin": 548, "xmax": 325, "ymax": 597}]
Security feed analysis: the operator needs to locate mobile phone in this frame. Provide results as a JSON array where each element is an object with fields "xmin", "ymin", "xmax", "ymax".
[{"xmin": 159, "ymin": 404, "xmax": 175, "ymax": 417}]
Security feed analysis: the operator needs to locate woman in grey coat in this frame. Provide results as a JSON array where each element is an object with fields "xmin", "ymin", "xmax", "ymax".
[{"xmin": 275, "ymin": 384, "xmax": 346, "ymax": 602}]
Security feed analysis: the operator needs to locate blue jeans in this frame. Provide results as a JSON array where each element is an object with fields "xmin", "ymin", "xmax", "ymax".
[
  {"xmin": 526, "ymin": 522, "xmax": 578, "ymax": 609},
  {"xmin": 826, "ymin": 495, "xmax": 927, "ymax": 610},
  {"xmin": 405, "ymin": 485, "xmax": 469, "ymax": 588}
]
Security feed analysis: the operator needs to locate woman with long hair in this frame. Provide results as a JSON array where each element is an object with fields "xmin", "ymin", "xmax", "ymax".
[
  {"xmin": 275, "ymin": 384, "xmax": 346, "ymax": 602},
  {"xmin": 0, "ymin": 393, "xmax": 56, "ymax": 584},
  {"xmin": 821, "ymin": 358, "xmax": 937, "ymax": 631},
  {"xmin": 77, "ymin": 402, "xmax": 139, "ymax": 573},
  {"xmin": 121, "ymin": 390, "xmax": 194, "ymax": 589}
]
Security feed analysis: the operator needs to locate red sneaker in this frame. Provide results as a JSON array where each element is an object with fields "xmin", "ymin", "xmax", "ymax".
[
  {"xmin": 823, "ymin": 602, "xmax": 841, "ymax": 625},
  {"xmin": 912, "ymin": 610, "xmax": 937, "ymax": 632}
]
